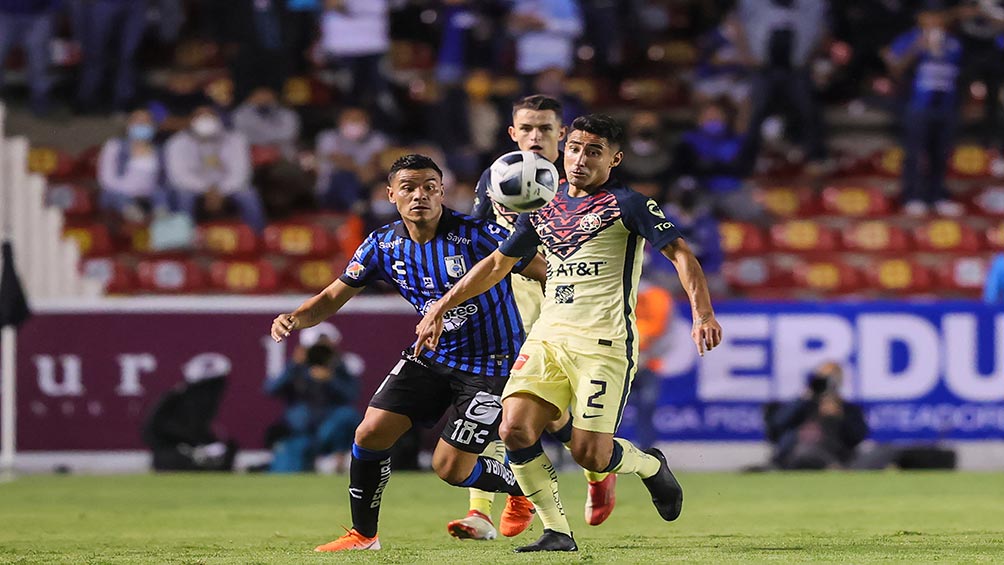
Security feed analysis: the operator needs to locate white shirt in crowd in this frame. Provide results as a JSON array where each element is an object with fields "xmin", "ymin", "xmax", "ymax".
[
  {"xmin": 165, "ymin": 130, "xmax": 252, "ymax": 196},
  {"xmin": 97, "ymin": 139, "xmax": 160, "ymax": 198},
  {"xmin": 320, "ymin": 0, "xmax": 390, "ymax": 57}
]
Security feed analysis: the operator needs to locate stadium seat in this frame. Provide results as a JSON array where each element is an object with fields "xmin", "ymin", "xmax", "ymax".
[
  {"xmin": 987, "ymin": 221, "xmax": 1004, "ymax": 250},
  {"xmin": 864, "ymin": 257, "xmax": 933, "ymax": 294},
  {"xmin": 46, "ymin": 183, "xmax": 95, "ymax": 217},
  {"xmin": 971, "ymin": 186, "xmax": 1004, "ymax": 216},
  {"xmin": 73, "ymin": 144, "xmax": 102, "ymax": 180},
  {"xmin": 872, "ymin": 147, "xmax": 903, "ymax": 178},
  {"xmin": 136, "ymin": 259, "xmax": 206, "ymax": 293},
  {"xmin": 719, "ymin": 221, "xmax": 767, "ymax": 255},
  {"xmin": 63, "ymin": 223, "xmax": 113, "ymax": 256},
  {"xmin": 937, "ymin": 256, "xmax": 989, "ymax": 295},
  {"xmin": 288, "ymin": 257, "xmax": 350, "ymax": 293},
  {"xmin": 757, "ymin": 185, "xmax": 818, "ymax": 218},
  {"xmin": 82, "ymin": 256, "xmax": 136, "ymax": 294},
  {"xmin": 792, "ymin": 258, "xmax": 862, "ymax": 294},
  {"xmin": 820, "ymin": 185, "xmax": 891, "ymax": 217},
  {"xmin": 769, "ymin": 220, "xmax": 841, "ymax": 253},
  {"xmin": 27, "ymin": 146, "xmax": 76, "ymax": 180},
  {"xmin": 949, "ymin": 144, "xmax": 990, "ymax": 178},
  {"xmin": 208, "ymin": 259, "xmax": 279, "ymax": 293},
  {"xmin": 912, "ymin": 218, "xmax": 983, "ymax": 252},
  {"xmin": 841, "ymin": 220, "xmax": 911, "ymax": 253},
  {"xmin": 196, "ymin": 221, "xmax": 259, "ymax": 256},
  {"xmin": 250, "ymin": 144, "xmax": 282, "ymax": 168},
  {"xmin": 722, "ymin": 257, "xmax": 791, "ymax": 291},
  {"xmin": 282, "ymin": 75, "xmax": 333, "ymax": 107},
  {"xmin": 264, "ymin": 221, "xmax": 335, "ymax": 258}
]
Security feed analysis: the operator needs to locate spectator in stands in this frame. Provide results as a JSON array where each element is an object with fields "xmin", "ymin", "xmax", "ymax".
[
  {"xmin": 97, "ymin": 109, "xmax": 170, "ymax": 224},
  {"xmin": 882, "ymin": 1, "xmax": 965, "ymax": 217},
  {"xmin": 317, "ymin": 0, "xmax": 391, "ymax": 109},
  {"xmin": 204, "ymin": 76, "xmax": 236, "ymax": 128},
  {"xmin": 0, "ymin": 0, "xmax": 59, "ymax": 116},
  {"xmin": 265, "ymin": 322, "xmax": 362, "ymax": 473},
  {"xmin": 765, "ymin": 361, "xmax": 868, "ymax": 470},
  {"xmin": 226, "ymin": 0, "xmax": 287, "ymax": 102},
  {"xmin": 694, "ymin": 10, "xmax": 752, "ymax": 132},
  {"xmin": 282, "ymin": 0, "xmax": 321, "ymax": 76},
  {"xmin": 530, "ymin": 66, "xmax": 588, "ymax": 125},
  {"xmin": 77, "ymin": 0, "xmax": 149, "ymax": 113},
  {"xmin": 508, "ymin": 0, "xmax": 584, "ymax": 94},
  {"xmin": 737, "ymin": 0, "xmax": 829, "ymax": 169},
  {"xmin": 233, "ymin": 86, "xmax": 301, "ymax": 160},
  {"xmin": 619, "ymin": 110, "xmax": 673, "ymax": 187},
  {"xmin": 165, "ymin": 106, "xmax": 266, "ymax": 232},
  {"xmin": 461, "ymin": 70, "xmax": 505, "ymax": 171},
  {"xmin": 660, "ymin": 189, "xmax": 726, "ymax": 294},
  {"xmin": 667, "ymin": 99, "xmax": 763, "ymax": 222},
  {"xmin": 985, "ymin": 253, "xmax": 1004, "ymax": 302},
  {"xmin": 956, "ymin": 1, "xmax": 1004, "ymax": 154},
  {"xmin": 315, "ymin": 106, "xmax": 388, "ymax": 212}
]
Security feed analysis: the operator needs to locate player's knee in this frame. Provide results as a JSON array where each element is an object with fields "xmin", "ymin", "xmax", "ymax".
[
  {"xmin": 353, "ymin": 419, "xmax": 389, "ymax": 450},
  {"xmin": 499, "ymin": 418, "xmax": 535, "ymax": 450},
  {"xmin": 431, "ymin": 453, "xmax": 469, "ymax": 484},
  {"xmin": 571, "ymin": 442, "xmax": 611, "ymax": 473}
]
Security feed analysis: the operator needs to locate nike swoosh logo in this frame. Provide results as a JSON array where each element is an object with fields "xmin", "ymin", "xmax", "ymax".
[{"xmin": 581, "ymin": 413, "xmax": 602, "ymax": 419}]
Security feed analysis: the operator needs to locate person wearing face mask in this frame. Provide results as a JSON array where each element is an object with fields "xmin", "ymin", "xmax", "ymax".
[
  {"xmin": 618, "ymin": 111, "xmax": 672, "ymax": 191},
  {"xmin": 314, "ymin": 107, "xmax": 389, "ymax": 212},
  {"xmin": 164, "ymin": 106, "xmax": 267, "ymax": 232},
  {"xmin": 666, "ymin": 100, "xmax": 763, "ymax": 223},
  {"xmin": 97, "ymin": 109, "xmax": 171, "ymax": 224},
  {"xmin": 233, "ymin": 87, "xmax": 302, "ymax": 160},
  {"xmin": 882, "ymin": 1, "xmax": 966, "ymax": 218}
]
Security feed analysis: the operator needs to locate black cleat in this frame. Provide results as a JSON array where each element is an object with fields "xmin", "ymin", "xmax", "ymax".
[
  {"xmin": 513, "ymin": 529, "xmax": 578, "ymax": 552},
  {"xmin": 641, "ymin": 448, "xmax": 684, "ymax": 521}
]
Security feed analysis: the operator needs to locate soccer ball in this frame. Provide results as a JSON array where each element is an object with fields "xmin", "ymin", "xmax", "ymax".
[{"xmin": 487, "ymin": 150, "xmax": 559, "ymax": 213}]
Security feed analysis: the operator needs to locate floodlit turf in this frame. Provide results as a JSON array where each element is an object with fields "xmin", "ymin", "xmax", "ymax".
[{"xmin": 0, "ymin": 470, "xmax": 1002, "ymax": 564}]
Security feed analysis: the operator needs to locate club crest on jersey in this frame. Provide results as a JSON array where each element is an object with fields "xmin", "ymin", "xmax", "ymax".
[
  {"xmin": 444, "ymin": 255, "xmax": 467, "ymax": 278},
  {"xmin": 579, "ymin": 213, "xmax": 603, "ymax": 233},
  {"xmin": 345, "ymin": 261, "xmax": 365, "ymax": 279},
  {"xmin": 647, "ymin": 199, "xmax": 666, "ymax": 219}
]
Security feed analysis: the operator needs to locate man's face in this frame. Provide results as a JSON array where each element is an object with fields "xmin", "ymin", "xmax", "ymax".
[
  {"xmin": 387, "ymin": 168, "xmax": 444, "ymax": 224},
  {"xmin": 509, "ymin": 109, "xmax": 564, "ymax": 160},
  {"xmin": 563, "ymin": 129, "xmax": 622, "ymax": 190}
]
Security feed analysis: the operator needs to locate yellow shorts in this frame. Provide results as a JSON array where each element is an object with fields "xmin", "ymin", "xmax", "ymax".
[{"xmin": 502, "ymin": 338, "xmax": 635, "ymax": 434}]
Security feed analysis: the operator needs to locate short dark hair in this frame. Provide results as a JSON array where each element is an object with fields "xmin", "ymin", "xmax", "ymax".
[
  {"xmin": 571, "ymin": 114, "xmax": 625, "ymax": 148},
  {"xmin": 387, "ymin": 153, "xmax": 443, "ymax": 184},
  {"xmin": 512, "ymin": 94, "xmax": 563, "ymax": 120}
]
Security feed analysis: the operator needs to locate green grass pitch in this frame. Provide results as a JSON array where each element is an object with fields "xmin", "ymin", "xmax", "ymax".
[{"xmin": 1, "ymin": 471, "xmax": 1002, "ymax": 564}]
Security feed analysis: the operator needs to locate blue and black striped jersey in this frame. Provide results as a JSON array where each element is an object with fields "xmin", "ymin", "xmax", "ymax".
[{"xmin": 339, "ymin": 208, "xmax": 532, "ymax": 377}]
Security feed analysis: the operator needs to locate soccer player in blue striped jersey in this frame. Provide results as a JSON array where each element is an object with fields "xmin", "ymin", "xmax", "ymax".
[
  {"xmin": 416, "ymin": 115, "xmax": 723, "ymax": 552},
  {"xmin": 270, "ymin": 154, "xmax": 546, "ymax": 552},
  {"xmin": 449, "ymin": 95, "xmax": 618, "ymax": 542}
]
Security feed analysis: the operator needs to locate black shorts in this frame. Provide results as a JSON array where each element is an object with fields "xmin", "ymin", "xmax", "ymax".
[{"xmin": 369, "ymin": 352, "xmax": 506, "ymax": 454}]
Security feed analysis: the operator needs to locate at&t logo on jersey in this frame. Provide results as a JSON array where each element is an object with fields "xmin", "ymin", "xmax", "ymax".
[{"xmin": 421, "ymin": 300, "xmax": 479, "ymax": 331}]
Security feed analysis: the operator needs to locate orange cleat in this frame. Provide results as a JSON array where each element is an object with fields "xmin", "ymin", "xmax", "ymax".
[
  {"xmin": 314, "ymin": 528, "xmax": 381, "ymax": 552},
  {"xmin": 447, "ymin": 509, "xmax": 498, "ymax": 540},
  {"xmin": 499, "ymin": 495, "xmax": 535, "ymax": 537},
  {"xmin": 585, "ymin": 473, "xmax": 617, "ymax": 526}
]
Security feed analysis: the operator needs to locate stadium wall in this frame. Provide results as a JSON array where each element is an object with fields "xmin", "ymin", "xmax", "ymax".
[{"xmin": 1, "ymin": 296, "xmax": 1002, "ymax": 472}]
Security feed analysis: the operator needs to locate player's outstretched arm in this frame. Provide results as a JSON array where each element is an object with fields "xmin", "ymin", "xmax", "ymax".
[
  {"xmin": 661, "ymin": 238, "xmax": 723, "ymax": 356},
  {"xmin": 414, "ymin": 249, "xmax": 521, "ymax": 355},
  {"xmin": 271, "ymin": 279, "xmax": 364, "ymax": 342}
]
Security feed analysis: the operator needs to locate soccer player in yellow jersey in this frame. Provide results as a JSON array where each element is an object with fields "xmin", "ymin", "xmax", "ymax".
[
  {"xmin": 447, "ymin": 95, "xmax": 618, "ymax": 542},
  {"xmin": 416, "ymin": 113, "xmax": 723, "ymax": 552}
]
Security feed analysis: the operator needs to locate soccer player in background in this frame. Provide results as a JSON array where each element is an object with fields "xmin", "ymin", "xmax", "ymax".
[
  {"xmin": 447, "ymin": 94, "xmax": 617, "ymax": 542},
  {"xmin": 416, "ymin": 114, "xmax": 723, "ymax": 552},
  {"xmin": 270, "ymin": 154, "xmax": 546, "ymax": 552}
]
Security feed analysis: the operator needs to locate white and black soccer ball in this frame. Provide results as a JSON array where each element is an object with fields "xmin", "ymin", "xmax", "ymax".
[{"xmin": 487, "ymin": 150, "xmax": 559, "ymax": 213}]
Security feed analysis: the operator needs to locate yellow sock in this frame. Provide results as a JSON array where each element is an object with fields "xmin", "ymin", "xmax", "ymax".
[
  {"xmin": 610, "ymin": 438, "xmax": 661, "ymax": 479},
  {"xmin": 469, "ymin": 440, "xmax": 505, "ymax": 515},
  {"xmin": 583, "ymin": 469, "xmax": 609, "ymax": 483},
  {"xmin": 511, "ymin": 451, "xmax": 571, "ymax": 536}
]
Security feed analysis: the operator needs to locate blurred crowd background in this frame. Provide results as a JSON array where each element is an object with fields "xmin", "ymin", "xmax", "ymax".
[{"xmin": 4, "ymin": 0, "xmax": 1004, "ymax": 300}]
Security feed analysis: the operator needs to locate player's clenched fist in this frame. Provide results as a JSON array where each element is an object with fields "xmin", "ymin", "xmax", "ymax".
[
  {"xmin": 692, "ymin": 315, "xmax": 723, "ymax": 357},
  {"xmin": 271, "ymin": 313, "xmax": 300, "ymax": 342}
]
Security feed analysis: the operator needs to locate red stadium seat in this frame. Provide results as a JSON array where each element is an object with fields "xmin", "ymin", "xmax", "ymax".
[
  {"xmin": 264, "ymin": 221, "xmax": 335, "ymax": 258},
  {"xmin": 792, "ymin": 258, "xmax": 863, "ymax": 294},
  {"xmin": 82, "ymin": 256, "xmax": 136, "ymax": 294},
  {"xmin": 722, "ymin": 257, "xmax": 791, "ymax": 291},
  {"xmin": 28, "ymin": 146, "xmax": 76, "ymax": 180},
  {"xmin": 757, "ymin": 186, "xmax": 818, "ymax": 218},
  {"xmin": 971, "ymin": 186, "xmax": 1004, "ymax": 216},
  {"xmin": 63, "ymin": 223, "xmax": 113, "ymax": 256},
  {"xmin": 912, "ymin": 218, "xmax": 983, "ymax": 252},
  {"xmin": 197, "ymin": 221, "xmax": 259, "ymax": 256},
  {"xmin": 282, "ymin": 76, "xmax": 333, "ymax": 107},
  {"xmin": 949, "ymin": 144, "xmax": 990, "ymax": 178},
  {"xmin": 871, "ymin": 147, "xmax": 904, "ymax": 178},
  {"xmin": 769, "ymin": 220, "xmax": 841, "ymax": 253},
  {"xmin": 841, "ymin": 220, "xmax": 911, "ymax": 253},
  {"xmin": 863, "ymin": 257, "xmax": 933, "ymax": 293},
  {"xmin": 937, "ymin": 256, "xmax": 989, "ymax": 294},
  {"xmin": 820, "ymin": 185, "xmax": 891, "ymax": 217},
  {"xmin": 719, "ymin": 221, "xmax": 767, "ymax": 255},
  {"xmin": 46, "ymin": 183, "xmax": 95, "ymax": 217},
  {"xmin": 209, "ymin": 259, "xmax": 279, "ymax": 293},
  {"xmin": 136, "ymin": 259, "xmax": 206, "ymax": 293},
  {"xmin": 987, "ymin": 221, "xmax": 1004, "ymax": 251},
  {"xmin": 288, "ymin": 257, "xmax": 350, "ymax": 293},
  {"xmin": 251, "ymin": 144, "xmax": 282, "ymax": 168},
  {"xmin": 73, "ymin": 144, "xmax": 102, "ymax": 180}
]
